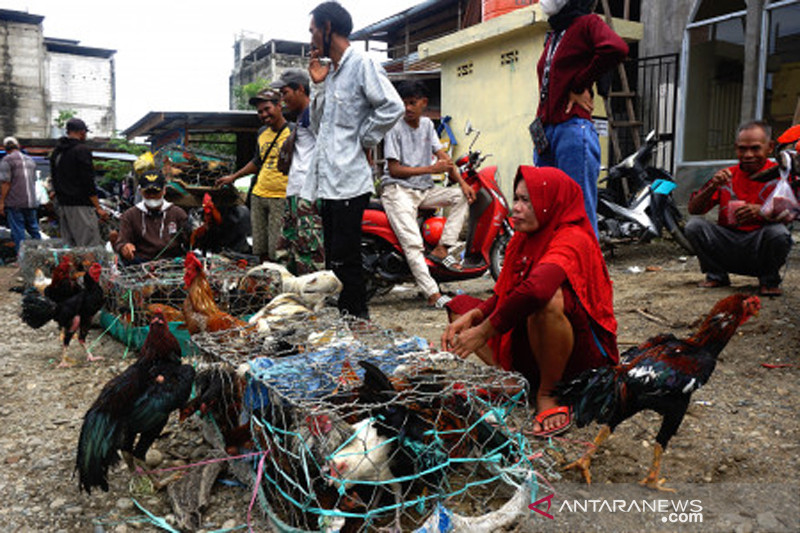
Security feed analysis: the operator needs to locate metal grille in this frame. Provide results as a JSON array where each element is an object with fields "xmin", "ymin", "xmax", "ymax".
[{"xmin": 610, "ymin": 53, "xmax": 680, "ymax": 174}]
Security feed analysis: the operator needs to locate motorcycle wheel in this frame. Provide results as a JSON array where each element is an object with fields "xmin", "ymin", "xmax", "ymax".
[
  {"xmin": 361, "ymin": 236, "xmax": 395, "ymax": 301},
  {"xmin": 489, "ymin": 232, "xmax": 510, "ymax": 281},
  {"xmin": 663, "ymin": 203, "xmax": 695, "ymax": 254}
]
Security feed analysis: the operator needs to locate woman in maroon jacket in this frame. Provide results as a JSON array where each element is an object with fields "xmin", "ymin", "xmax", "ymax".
[
  {"xmin": 442, "ymin": 167, "xmax": 618, "ymax": 437},
  {"xmin": 533, "ymin": 0, "xmax": 628, "ymax": 236}
]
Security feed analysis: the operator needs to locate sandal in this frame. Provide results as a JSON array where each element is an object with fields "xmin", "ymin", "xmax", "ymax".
[
  {"xmin": 427, "ymin": 253, "xmax": 463, "ymax": 272},
  {"xmin": 428, "ymin": 294, "xmax": 452, "ymax": 309},
  {"xmin": 532, "ymin": 406, "xmax": 572, "ymax": 438},
  {"xmin": 698, "ymin": 279, "xmax": 730, "ymax": 289},
  {"xmin": 759, "ymin": 285, "xmax": 782, "ymax": 297}
]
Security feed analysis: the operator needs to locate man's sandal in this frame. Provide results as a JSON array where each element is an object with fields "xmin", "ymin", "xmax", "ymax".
[
  {"xmin": 698, "ymin": 279, "xmax": 730, "ymax": 289},
  {"xmin": 759, "ymin": 285, "xmax": 782, "ymax": 297},
  {"xmin": 427, "ymin": 253, "xmax": 463, "ymax": 272},
  {"xmin": 428, "ymin": 294, "xmax": 452, "ymax": 309}
]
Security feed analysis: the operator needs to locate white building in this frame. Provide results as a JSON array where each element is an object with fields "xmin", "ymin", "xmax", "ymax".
[{"xmin": 0, "ymin": 9, "xmax": 116, "ymax": 139}]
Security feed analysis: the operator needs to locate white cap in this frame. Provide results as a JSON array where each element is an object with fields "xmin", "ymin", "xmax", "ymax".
[{"xmin": 3, "ymin": 136, "xmax": 19, "ymax": 148}]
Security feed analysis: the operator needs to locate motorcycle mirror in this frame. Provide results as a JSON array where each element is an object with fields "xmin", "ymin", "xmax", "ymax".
[{"xmin": 465, "ymin": 121, "xmax": 473, "ymax": 136}]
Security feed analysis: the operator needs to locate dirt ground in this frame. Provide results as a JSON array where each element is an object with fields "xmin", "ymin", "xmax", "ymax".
[{"xmin": 0, "ymin": 238, "xmax": 798, "ymax": 532}]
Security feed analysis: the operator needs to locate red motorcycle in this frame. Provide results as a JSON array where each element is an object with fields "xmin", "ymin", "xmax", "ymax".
[{"xmin": 361, "ymin": 123, "xmax": 513, "ymax": 299}]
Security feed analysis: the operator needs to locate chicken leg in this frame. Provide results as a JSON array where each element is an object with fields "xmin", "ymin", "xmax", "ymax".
[
  {"xmin": 78, "ymin": 338, "xmax": 105, "ymax": 362},
  {"xmin": 639, "ymin": 443, "xmax": 676, "ymax": 492},
  {"xmin": 57, "ymin": 332, "xmax": 77, "ymax": 367},
  {"xmin": 563, "ymin": 425, "xmax": 611, "ymax": 484}
]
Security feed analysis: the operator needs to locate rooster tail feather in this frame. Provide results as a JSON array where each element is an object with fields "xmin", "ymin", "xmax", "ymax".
[
  {"xmin": 76, "ymin": 409, "xmax": 120, "ymax": 494},
  {"xmin": 554, "ymin": 366, "xmax": 619, "ymax": 427},
  {"xmin": 21, "ymin": 291, "xmax": 57, "ymax": 329}
]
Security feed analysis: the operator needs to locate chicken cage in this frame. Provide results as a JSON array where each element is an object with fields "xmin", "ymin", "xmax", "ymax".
[
  {"xmin": 191, "ymin": 311, "xmax": 555, "ymax": 532},
  {"xmin": 18, "ymin": 239, "xmax": 114, "ymax": 286},
  {"xmin": 98, "ymin": 256, "xmax": 281, "ymax": 354}
]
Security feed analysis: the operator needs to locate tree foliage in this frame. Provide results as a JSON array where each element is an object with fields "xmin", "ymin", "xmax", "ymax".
[
  {"xmin": 233, "ymin": 78, "xmax": 271, "ymax": 110},
  {"xmin": 54, "ymin": 109, "xmax": 77, "ymax": 129},
  {"xmin": 94, "ymin": 136, "xmax": 148, "ymax": 184}
]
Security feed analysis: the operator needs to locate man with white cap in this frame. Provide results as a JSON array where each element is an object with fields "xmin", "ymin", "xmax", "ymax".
[{"xmin": 0, "ymin": 136, "xmax": 41, "ymax": 257}]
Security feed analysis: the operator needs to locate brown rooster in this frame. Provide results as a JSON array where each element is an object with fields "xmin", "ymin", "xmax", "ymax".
[
  {"xmin": 182, "ymin": 252, "xmax": 245, "ymax": 334},
  {"xmin": 179, "ymin": 366, "xmax": 253, "ymax": 454},
  {"xmin": 556, "ymin": 294, "xmax": 761, "ymax": 491}
]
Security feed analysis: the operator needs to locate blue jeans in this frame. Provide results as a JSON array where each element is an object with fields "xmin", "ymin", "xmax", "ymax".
[
  {"xmin": 533, "ymin": 117, "xmax": 601, "ymax": 237},
  {"xmin": 6, "ymin": 207, "xmax": 41, "ymax": 256}
]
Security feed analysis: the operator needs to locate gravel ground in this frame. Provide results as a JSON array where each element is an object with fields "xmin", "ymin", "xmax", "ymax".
[{"xmin": 0, "ymin": 239, "xmax": 798, "ymax": 532}]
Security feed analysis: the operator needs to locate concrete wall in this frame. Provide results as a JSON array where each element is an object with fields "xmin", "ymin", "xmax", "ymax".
[
  {"xmin": 640, "ymin": 0, "xmax": 695, "ymax": 57},
  {"xmin": 419, "ymin": 5, "xmax": 642, "ymax": 198},
  {"xmin": 0, "ymin": 17, "xmax": 48, "ymax": 138},
  {"xmin": 229, "ymin": 52, "xmax": 309, "ymax": 109},
  {"xmin": 46, "ymin": 52, "xmax": 115, "ymax": 137}
]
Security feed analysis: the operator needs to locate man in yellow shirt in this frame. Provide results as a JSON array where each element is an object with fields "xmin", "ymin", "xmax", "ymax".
[{"xmin": 217, "ymin": 89, "xmax": 291, "ymax": 261}]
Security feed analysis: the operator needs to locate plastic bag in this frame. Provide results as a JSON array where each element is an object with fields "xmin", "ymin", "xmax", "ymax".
[
  {"xmin": 760, "ymin": 153, "xmax": 799, "ymax": 220},
  {"xmin": 133, "ymin": 152, "xmax": 155, "ymax": 175}
]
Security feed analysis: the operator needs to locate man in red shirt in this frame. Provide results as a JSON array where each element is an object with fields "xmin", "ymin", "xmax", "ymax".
[{"xmin": 686, "ymin": 121, "xmax": 792, "ymax": 296}]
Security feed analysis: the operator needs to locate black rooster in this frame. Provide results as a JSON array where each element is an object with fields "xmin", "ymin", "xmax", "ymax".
[
  {"xmin": 21, "ymin": 262, "xmax": 105, "ymax": 367},
  {"xmin": 43, "ymin": 255, "xmax": 81, "ymax": 303},
  {"xmin": 76, "ymin": 312, "xmax": 195, "ymax": 493},
  {"xmin": 556, "ymin": 294, "xmax": 761, "ymax": 491}
]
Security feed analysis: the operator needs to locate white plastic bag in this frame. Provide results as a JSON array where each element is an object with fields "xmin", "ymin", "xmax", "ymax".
[{"xmin": 760, "ymin": 154, "xmax": 798, "ymax": 220}]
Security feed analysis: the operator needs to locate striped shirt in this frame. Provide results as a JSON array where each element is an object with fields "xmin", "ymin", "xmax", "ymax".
[{"xmin": 0, "ymin": 150, "xmax": 38, "ymax": 208}]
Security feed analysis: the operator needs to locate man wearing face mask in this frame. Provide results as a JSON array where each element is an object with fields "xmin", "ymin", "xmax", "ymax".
[
  {"xmin": 114, "ymin": 170, "xmax": 188, "ymax": 264},
  {"xmin": 533, "ymin": 0, "xmax": 628, "ymax": 237}
]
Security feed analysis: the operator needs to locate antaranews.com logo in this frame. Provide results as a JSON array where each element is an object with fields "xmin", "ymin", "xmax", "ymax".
[{"xmin": 529, "ymin": 494, "xmax": 704, "ymax": 524}]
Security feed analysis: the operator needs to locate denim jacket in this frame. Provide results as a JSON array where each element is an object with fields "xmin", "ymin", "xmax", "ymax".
[{"xmin": 302, "ymin": 46, "xmax": 403, "ymax": 201}]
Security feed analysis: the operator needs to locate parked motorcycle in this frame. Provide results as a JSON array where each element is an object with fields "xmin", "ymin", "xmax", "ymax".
[
  {"xmin": 361, "ymin": 122, "xmax": 513, "ymax": 299},
  {"xmin": 752, "ymin": 124, "xmax": 800, "ymax": 187},
  {"xmin": 597, "ymin": 130, "xmax": 694, "ymax": 253}
]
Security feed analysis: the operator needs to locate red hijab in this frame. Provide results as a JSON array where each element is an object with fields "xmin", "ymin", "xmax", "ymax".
[{"xmin": 490, "ymin": 166, "xmax": 617, "ymax": 369}]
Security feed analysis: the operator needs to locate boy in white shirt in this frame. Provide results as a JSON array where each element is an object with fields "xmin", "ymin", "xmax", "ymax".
[{"xmin": 380, "ymin": 81, "xmax": 476, "ymax": 308}]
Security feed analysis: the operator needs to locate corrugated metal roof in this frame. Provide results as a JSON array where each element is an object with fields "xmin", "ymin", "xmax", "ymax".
[
  {"xmin": 44, "ymin": 37, "xmax": 116, "ymax": 58},
  {"xmin": 351, "ymin": 0, "xmax": 453, "ymax": 41},
  {"xmin": 122, "ymin": 111, "xmax": 261, "ymax": 140},
  {"xmin": 0, "ymin": 9, "xmax": 44, "ymax": 25}
]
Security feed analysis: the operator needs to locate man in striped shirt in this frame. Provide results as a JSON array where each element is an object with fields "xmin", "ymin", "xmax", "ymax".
[{"xmin": 0, "ymin": 137, "xmax": 41, "ymax": 258}]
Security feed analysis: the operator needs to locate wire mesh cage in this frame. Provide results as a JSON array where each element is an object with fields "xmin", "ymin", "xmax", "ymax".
[
  {"xmin": 155, "ymin": 144, "xmax": 234, "ymax": 188},
  {"xmin": 191, "ymin": 312, "xmax": 555, "ymax": 532},
  {"xmin": 101, "ymin": 257, "xmax": 282, "ymax": 329},
  {"xmin": 18, "ymin": 239, "xmax": 114, "ymax": 286}
]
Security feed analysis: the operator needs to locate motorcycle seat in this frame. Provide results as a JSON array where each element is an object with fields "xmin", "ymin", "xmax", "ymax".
[{"xmin": 367, "ymin": 199, "xmax": 437, "ymax": 219}]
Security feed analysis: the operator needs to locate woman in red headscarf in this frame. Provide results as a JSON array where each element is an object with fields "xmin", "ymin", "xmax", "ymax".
[{"xmin": 442, "ymin": 166, "xmax": 618, "ymax": 437}]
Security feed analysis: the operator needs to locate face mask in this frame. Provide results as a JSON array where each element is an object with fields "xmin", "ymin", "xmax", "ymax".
[
  {"xmin": 540, "ymin": 0, "xmax": 570, "ymax": 17},
  {"xmin": 144, "ymin": 198, "xmax": 164, "ymax": 210}
]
